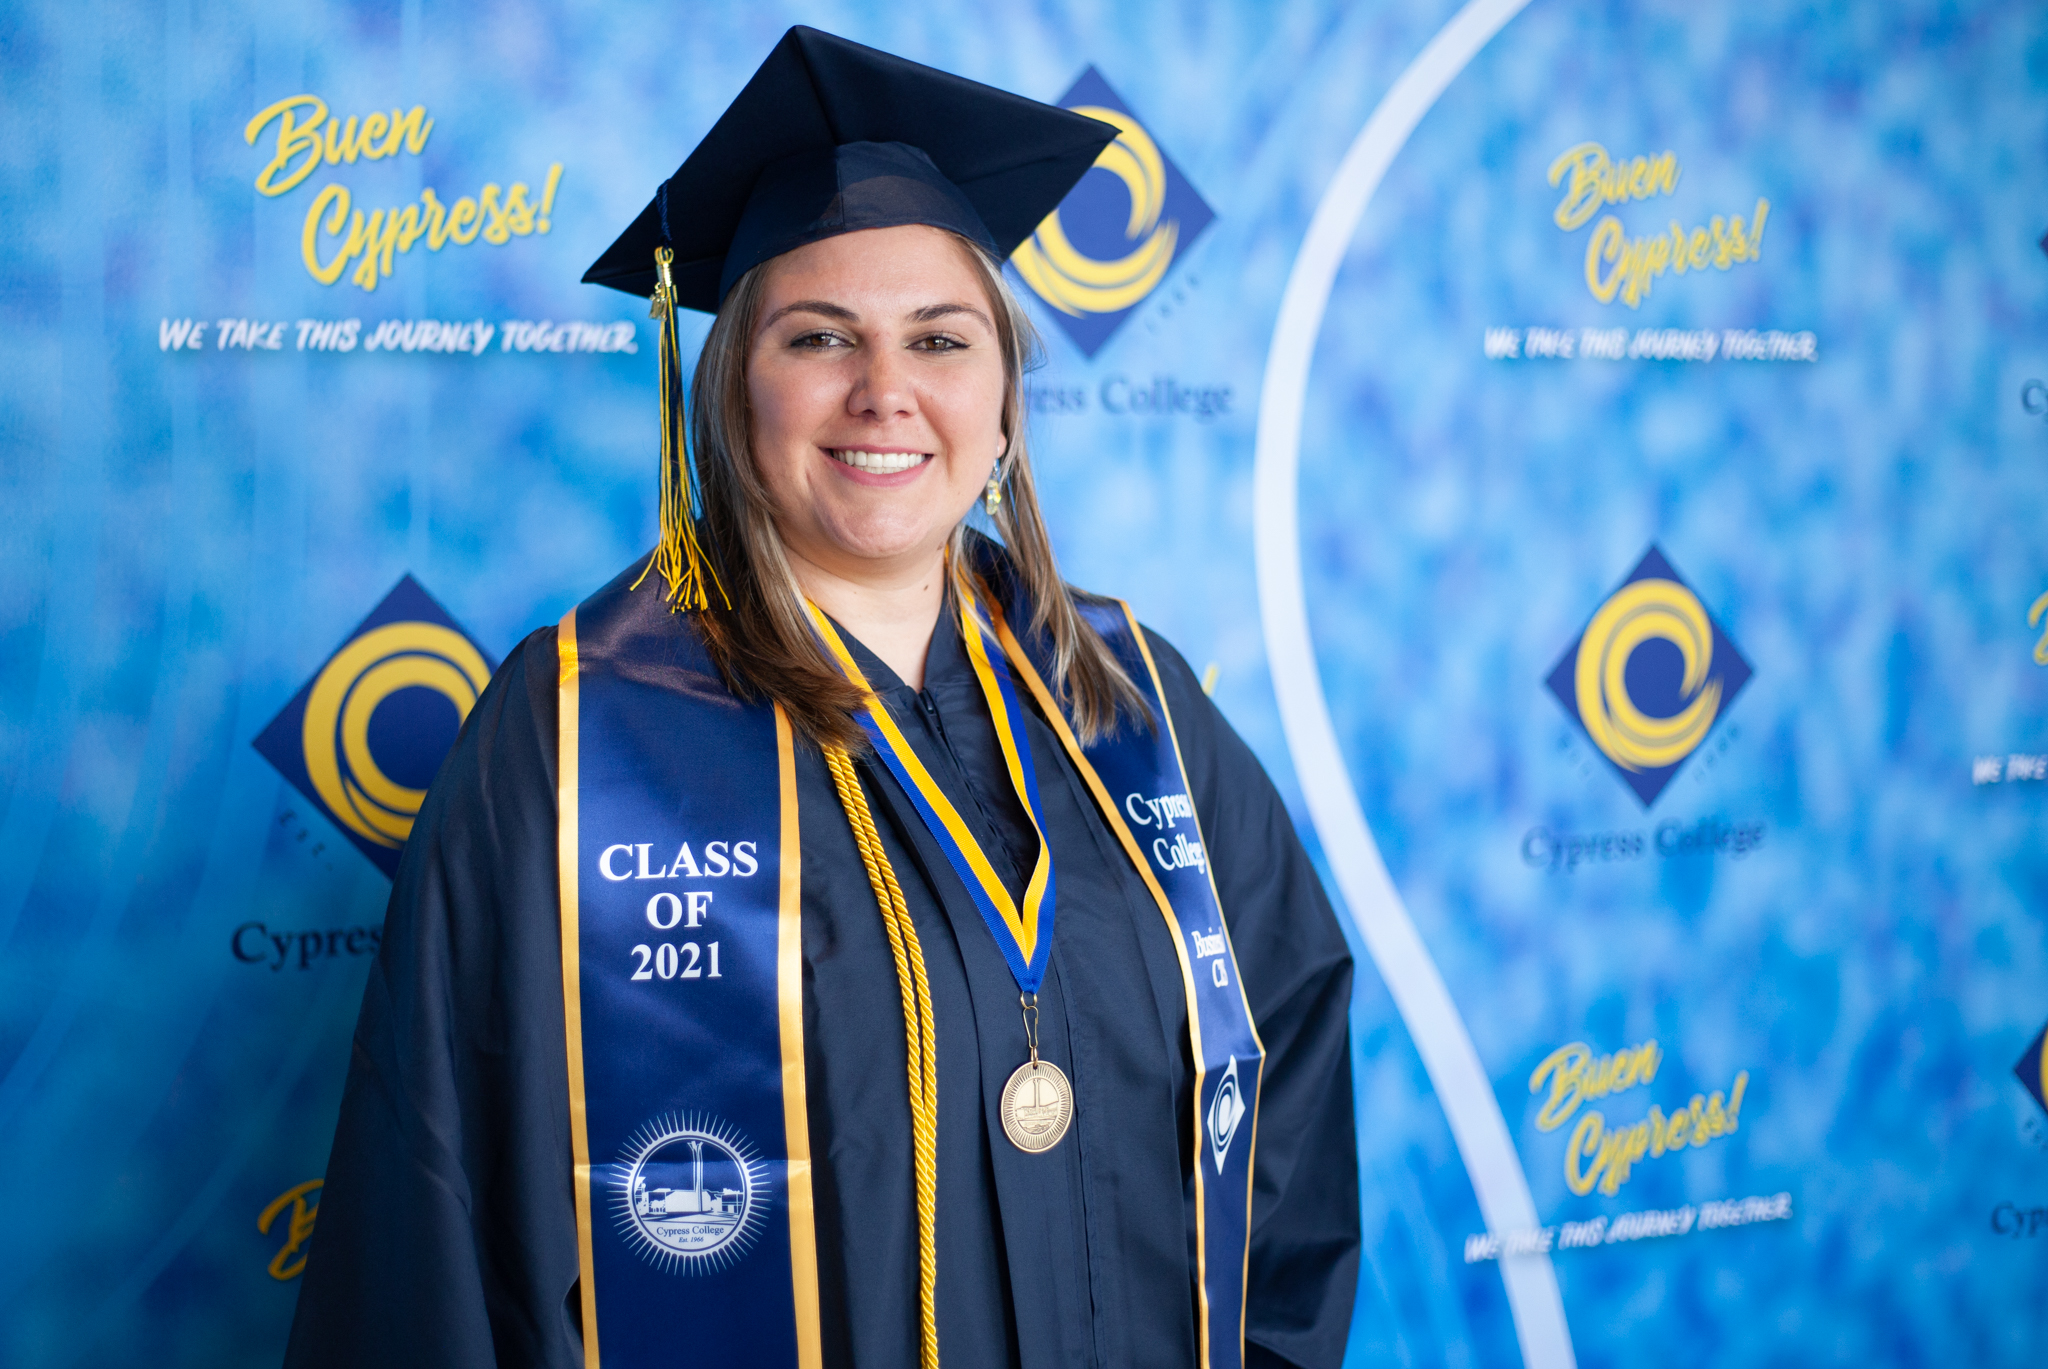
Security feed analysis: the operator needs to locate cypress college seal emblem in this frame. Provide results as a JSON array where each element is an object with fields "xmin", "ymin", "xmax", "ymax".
[{"xmin": 611, "ymin": 1113, "xmax": 768, "ymax": 1274}]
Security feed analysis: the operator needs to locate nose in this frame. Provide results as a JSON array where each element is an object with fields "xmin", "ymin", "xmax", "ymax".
[{"xmin": 846, "ymin": 343, "xmax": 918, "ymax": 422}]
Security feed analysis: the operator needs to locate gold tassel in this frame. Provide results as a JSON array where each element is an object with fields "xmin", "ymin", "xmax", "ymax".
[{"xmin": 630, "ymin": 246, "xmax": 730, "ymax": 612}]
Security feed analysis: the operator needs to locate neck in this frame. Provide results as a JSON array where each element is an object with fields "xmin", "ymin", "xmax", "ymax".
[{"xmin": 787, "ymin": 543, "xmax": 949, "ymax": 690}]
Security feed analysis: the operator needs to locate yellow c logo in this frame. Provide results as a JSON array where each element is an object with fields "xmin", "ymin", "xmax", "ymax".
[
  {"xmin": 1574, "ymin": 578, "xmax": 1723, "ymax": 772},
  {"xmin": 1012, "ymin": 105, "xmax": 1180, "ymax": 317},
  {"xmin": 300, "ymin": 621, "xmax": 491, "ymax": 848}
]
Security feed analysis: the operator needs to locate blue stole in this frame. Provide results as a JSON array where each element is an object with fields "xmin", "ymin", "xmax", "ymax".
[{"xmin": 555, "ymin": 565, "xmax": 1265, "ymax": 1369}]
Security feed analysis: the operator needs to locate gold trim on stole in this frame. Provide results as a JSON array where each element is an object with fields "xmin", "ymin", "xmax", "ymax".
[
  {"xmin": 986, "ymin": 601, "xmax": 1260, "ymax": 1369},
  {"xmin": 1117, "ymin": 603, "xmax": 1269, "ymax": 1358},
  {"xmin": 775, "ymin": 703, "xmax": 823, "ymax": 1369},
  {"xmin": 555, "ymin": 608, "xmax": 601, "ymax": 1369}
]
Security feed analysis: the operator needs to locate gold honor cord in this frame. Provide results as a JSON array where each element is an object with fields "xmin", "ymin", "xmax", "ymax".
[
  {"xmin": 821, "ymin": 746, "xmax": 941, "ymax": 1369},
  {"xmin": 632, "ymin": 245, "xmax": 730, "ymax": 613}
]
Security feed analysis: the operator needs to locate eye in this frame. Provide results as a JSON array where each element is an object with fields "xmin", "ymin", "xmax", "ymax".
[
  {"xmin": 911, "ymin": 334, "xmax": 968, "ymax": 353},
  {"xmin": 789, "ymin": 330, "xmax": 849, "ymax": 351}
]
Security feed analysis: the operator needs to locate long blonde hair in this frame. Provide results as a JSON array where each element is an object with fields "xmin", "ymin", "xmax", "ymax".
[{"xmin": 680, "ymin": 233, "xmax": 1147, "ymax": 751}]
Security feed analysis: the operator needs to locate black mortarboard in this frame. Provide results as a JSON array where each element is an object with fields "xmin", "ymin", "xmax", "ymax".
[{"xmin": 582, "ymin": 26, "xmax": 1118, "ymax": 311}]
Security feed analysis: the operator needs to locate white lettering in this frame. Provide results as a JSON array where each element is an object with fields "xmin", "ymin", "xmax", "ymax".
[
  {"xmin": 599, "ymin": 844, "xmax": 634, "ymax": 881},
  {"xmin": 732, "ymin": 841, "xmax": 758, "ymax": 877},
  {"xmin": 1211, "ymin": 958, "xmax": 1229, "ymax": 987},
  {"xmin": 1191, "ymin": 928, "xmax": 1226, "ymax": 958},
  {"xmin": 646, "ymin": 892, "xmax": 683, "ymax": 930},
  {"xmin": 1127, "ymin": 790, "xmax": 1195, "ymax": 830},
  {"xmin": 685, "ymin": 891, "xmax": 713, "ymax": 929},
  {"xmin": 669, "ymin": 843, "xmax": 702, "ymax": 878},
  {"xmin": 704, "ymin": 841, "xmax": 731, "ymax": 876},
  {"xmin": 1152, "ymin": 832, "xmax": 1208, "ymax": 874},
  {"xmin": 635, "ymin": 843, "xmax": 660, "ymax": 879}
]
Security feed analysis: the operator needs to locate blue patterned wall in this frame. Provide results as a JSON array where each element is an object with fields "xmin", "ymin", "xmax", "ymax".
[{"xmin": 2, "ymin": 1, "xmax": 2045, "ymax": 1364}]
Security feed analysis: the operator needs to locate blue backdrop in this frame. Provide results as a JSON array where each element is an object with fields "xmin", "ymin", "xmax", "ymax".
[{"xmin": 3, "ymin": 1, "xmax": 2046, "ymax": 1365}]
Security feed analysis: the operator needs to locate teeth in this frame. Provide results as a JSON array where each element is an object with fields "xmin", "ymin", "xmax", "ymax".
[{"xmin": 831, "ymin": 450, "xmax": 926, "ymax": 474}]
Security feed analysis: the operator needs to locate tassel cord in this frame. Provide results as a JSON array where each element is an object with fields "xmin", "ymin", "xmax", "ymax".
[
  {"xmin": 823, "ymin": 745, "xmax": 941, "ymax": 1369},
  {"xmin": 630, "ymin": 246, "xmax": 729, "ymax": 612}
]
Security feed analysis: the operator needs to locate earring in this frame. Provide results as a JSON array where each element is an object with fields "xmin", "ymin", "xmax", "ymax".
[{"xmin": 985, "ymin": 447, "xmax": 1005, "ymax": 513}]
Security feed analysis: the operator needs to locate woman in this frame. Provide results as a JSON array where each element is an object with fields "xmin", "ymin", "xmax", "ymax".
[{"xmin": 287, "ymin": 27, "xmax": 1358, "ymax": 1369}]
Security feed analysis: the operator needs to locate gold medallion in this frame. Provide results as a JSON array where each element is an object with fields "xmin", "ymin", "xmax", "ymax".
[{"xmin": 1000, "ymin": 1058, "xmax": 1073, "ymax": 1153}]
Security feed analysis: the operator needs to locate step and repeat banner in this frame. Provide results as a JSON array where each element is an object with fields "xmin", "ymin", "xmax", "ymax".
[{"xmin": 3, "ymin": 1, "xmax": 2045, "ymax": 1365}]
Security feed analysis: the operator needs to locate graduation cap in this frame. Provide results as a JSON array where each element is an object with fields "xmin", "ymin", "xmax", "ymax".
[
  {"xmin": 582, "ymin": 26, "xmax": 1119, "ymax": 310},
  {"xmin": 587, "ymin": 27, "xmax": 1118, "ymax": 616}
]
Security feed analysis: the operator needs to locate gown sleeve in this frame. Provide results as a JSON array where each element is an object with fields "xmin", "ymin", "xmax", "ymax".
[
  {"xmin": 283, "ymin": 627, "xmax": 582, "ymax": 1369},
  {"xmin": 1143, "ymin": 630, "xmax": 1362, "ymax": 1369}
]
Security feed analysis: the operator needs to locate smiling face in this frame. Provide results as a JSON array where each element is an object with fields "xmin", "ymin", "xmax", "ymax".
[{"xmin": 745, "ymin": 223, "xmax": 1008, "ymax": 588}]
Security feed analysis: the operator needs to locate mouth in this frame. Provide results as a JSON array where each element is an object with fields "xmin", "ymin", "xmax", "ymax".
[
  {"xmin": 827, "ymin": 448, "xmax": 931, "ymax": 474},
  {"xmin": 823, "ymin": 448, "xmax": 937, "ymax": 475}
]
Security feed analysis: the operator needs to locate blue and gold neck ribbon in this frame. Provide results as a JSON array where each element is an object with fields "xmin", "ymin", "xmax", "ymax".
[
  {"xmin": 808, "ymin": 588, "xmax": 1056, "ymax": 994},
  {"xmin": 975, "ymin": 577, "xmax": 1267, "ymax": 1369}
]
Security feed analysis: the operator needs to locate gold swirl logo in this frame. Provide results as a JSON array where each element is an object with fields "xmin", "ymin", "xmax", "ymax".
[
  {"xmin": 1573, "ymin": 578, "xmax": 1722, "ymax": 772},
  {"xmin": 300, "ymin": 621, "xmax": 491, "ymax": 848},
  {"xmin": 1012, "ymin": 105, "xmax": 1180, "ymax": 317}
]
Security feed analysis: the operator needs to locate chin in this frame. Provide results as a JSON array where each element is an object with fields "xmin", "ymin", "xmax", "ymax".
[{"xmin": 815, "ymin": 512, "xmax": 953, "ymax": 567}]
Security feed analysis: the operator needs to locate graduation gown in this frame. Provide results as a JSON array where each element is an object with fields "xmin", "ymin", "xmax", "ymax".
[{"xmin": 284, "ymin": 591, "xmax": 1359, "ymax": 1369}]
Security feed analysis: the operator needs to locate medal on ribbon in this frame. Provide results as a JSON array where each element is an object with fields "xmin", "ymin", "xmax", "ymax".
[{"xmin": 810, "ymin": 587, "xmax": 1075, "ymax": 1153}]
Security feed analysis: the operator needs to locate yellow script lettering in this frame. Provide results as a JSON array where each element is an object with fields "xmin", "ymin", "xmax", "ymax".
[
  {"xmin": 1583, "ymin": 199, "xmax": 1771, "ymax": 308},
  {"xmin": 1549, "ymin": 142, "xmax": 1681, "ymax": 231},
  {"xmin": 293, "ymin": 165, "xmax": 566, "ymax": 289},
  {"xmin": 479, "ymin": 184, "xmax": 510, "ymax": 244},
  {"xmin": 246, "ymin": 95, "xmax": 329, "ymax": 197},
  {"xmin": 246, "ymin": 94, "xmax": 434, "ymax": 196},
  {"xmin": 1530, "ymin": 1037, "xmax": 1662, "ymax": 1131},
  {"xmin": 301, "ymin": 184, "xmax": 357, "ymax": 284},
  {"xmin": 1554, "ymin": 1068, "xmax": 1751, "ymax": 1197},
  {"xmin": 257, "ymin": 1178, "xmax": 324, "ymax": 1281}
]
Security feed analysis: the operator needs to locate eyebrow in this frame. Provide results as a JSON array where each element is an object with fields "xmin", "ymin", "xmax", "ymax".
[
  {"xmin": 762, "ymin": 299, "xmax": 859, "ymax": 327},
  {"xmin": 908, "ymin": 302, "xmax": 993, "ymax": 329},
  {"xmin": 760, "ymin": 299, "xmax": 994, "ymax": 330}
]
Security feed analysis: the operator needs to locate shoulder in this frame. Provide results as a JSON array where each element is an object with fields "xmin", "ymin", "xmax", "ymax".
[
  {"xmin": 459, "ymin": 622, "xmax": 561, "ymax": 772},
  {"xmin": 396, "ymin": 622, "xmax": 562, "ymax": 873},
  {"xmin": 1070, "ymin": 591, "xmax": 1208, "ymax": 734},
  {"xmin": 1107, "ymin": 612, "xmax": 1279, "ymax": 824}
]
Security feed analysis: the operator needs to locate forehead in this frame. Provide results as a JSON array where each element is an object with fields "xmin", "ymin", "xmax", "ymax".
[{"xmin": 756, "ymin": 224, "xmax": 993, "ymax": 319}]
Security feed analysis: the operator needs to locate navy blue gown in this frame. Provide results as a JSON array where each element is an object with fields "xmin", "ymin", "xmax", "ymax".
[{"xmin": 284, "ymin": 594, "xmax": 1359, "ymax": 1369}]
